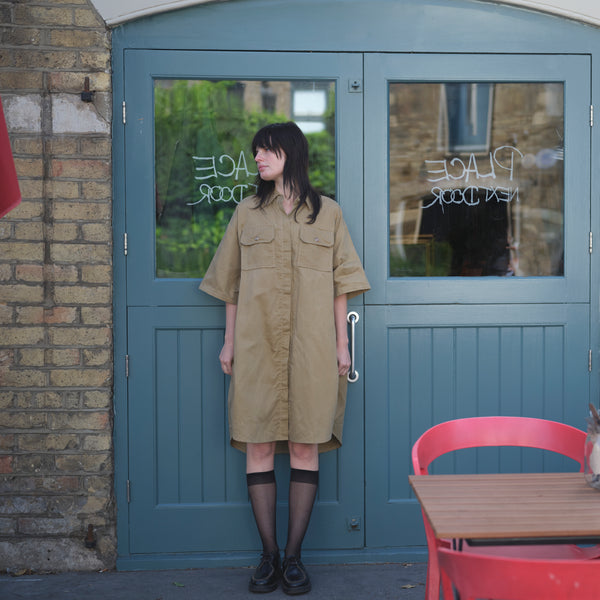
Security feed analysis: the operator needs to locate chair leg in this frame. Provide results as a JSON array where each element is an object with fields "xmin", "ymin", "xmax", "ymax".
[
  {"xmin": 440, "ymin": 568, "xmax": 454, "ymax": 600},
  {"xmin": 422, "ymin": 510, "xmax": 445, "ymax": 600},
  {"xmin": 425, "ymin": 554, "xmax": 441, "ymax": 600}
]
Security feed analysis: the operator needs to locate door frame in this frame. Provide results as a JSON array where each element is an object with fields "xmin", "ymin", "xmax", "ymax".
[
  {"xmin": 364, "ymin": 53, "xmax": 591, "ymax": 306},
  {"xmin": 112, "ymin": 0, "xmax": 600, "ymax": 570},
  {"xmin": 122, "ymin": 49, "xmax": 366, "ymax": 307}
]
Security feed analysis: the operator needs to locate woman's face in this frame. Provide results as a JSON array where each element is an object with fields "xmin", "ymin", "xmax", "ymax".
[{"xmin": 255, "ymin": 146, "xmax": 286, "ymax": 183}]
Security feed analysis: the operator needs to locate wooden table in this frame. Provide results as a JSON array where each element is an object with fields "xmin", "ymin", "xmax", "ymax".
[{"xmin": 408, "ymin": 472, "xmax": 600, "ymax": 545}]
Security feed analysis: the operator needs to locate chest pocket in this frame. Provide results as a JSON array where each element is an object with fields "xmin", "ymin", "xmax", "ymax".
[
  {"xmin": 298, "ymin": 225, "xmax": 334, "ymax": 272},
  {"xmin": 240, "ymin": 225, "xmax": 275, "ymax": 270}
]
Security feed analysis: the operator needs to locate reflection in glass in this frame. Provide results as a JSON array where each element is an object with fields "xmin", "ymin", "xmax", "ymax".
[
  {"xmin": 389, "ymin": 82, "xmax": 564, "ymax": 277},
  {"xmin": 154, "ymin": 79, "xmax": 335, "ymax": 278},
  {"xmin": 445, "ymin": 83, "xmax": 493, "ymax": 153},
  {"xmin": 292, "ymin": 82, "xmax": 331, "ymax": 133}
]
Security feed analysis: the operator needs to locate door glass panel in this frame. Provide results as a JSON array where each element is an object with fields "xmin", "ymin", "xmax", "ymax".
[
  {"xmin": 389, "ymin": 82, "xmax": 564, "ymax": 277},
  {"xmin": 154, "ymin": 79, "xmax": 335, "ymax": 278}
]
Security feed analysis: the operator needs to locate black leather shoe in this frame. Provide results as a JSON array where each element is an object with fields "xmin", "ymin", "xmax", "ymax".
[
  {"xmin": 249, "ymin": 551, "xmax": 281, "ymax": 593},
  {"xmin": 281, "ymin": 556, "xmax": 311, "ymax": 595}
]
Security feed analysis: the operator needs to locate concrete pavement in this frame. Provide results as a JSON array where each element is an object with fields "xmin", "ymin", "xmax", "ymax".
[{"xmin": 0, "ymin": 561, "xmax": 427, "ymax": 600}]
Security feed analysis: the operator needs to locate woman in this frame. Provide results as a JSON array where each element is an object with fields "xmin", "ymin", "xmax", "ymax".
[{"xmin": 199, "ymin": 122, "xmax": 369, "ymax": 595}]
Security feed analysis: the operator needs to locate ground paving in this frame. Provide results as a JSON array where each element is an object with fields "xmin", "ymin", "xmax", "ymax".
[{"xmin": 0, "ymin": 561, "xmax": 427, "ymax": 600}]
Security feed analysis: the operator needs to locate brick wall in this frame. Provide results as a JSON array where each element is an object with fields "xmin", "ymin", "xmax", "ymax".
[{"xmin": 0, "ymin": 0, "xmax": 115, "ymax": 571}]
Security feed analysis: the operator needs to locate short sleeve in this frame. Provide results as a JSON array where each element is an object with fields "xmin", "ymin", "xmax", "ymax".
[
  {"xmin": 332, "ymin": 209, "xmax": 370, "ymax": 300},
  {"xmin": 199, "ymin": 207, "xmax": 241, "ymax": 304}
]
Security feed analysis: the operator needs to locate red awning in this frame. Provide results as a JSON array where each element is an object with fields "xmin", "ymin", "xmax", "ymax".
[{"xmin": 0, "ymin": 96, "xmax": 21, "ymax": 218}]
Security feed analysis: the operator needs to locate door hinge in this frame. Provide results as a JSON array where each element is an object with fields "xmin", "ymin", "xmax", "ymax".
[
  {"xmin": 589, "ymin": 349, "xmax": 593, "ymax": 372},
  {"xmin": 122, "ymin": 100, "xmax": 127, "ymax": 125},
  {"xmin": 125, "ymin": 354, "xmax": 129, "ymax": 378},
  {"xmin": 591, "ymin": 105, "xmax": 594, "ymax": 127},
  {"xmin": 590, "ymin": 231, "xmax": 593, "ymax": 254},
  {"xmin": 123, "ymin": 232, "xmax": 128, "ymax": 256},
  {"xmin": 127, "ymin": 480, "xmax": 131, "ymax": 503}
]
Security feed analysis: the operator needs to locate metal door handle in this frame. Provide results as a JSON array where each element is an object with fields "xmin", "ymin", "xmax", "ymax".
[{"xmin": 347, "ymin": 311, "xmax": 360, "ymax": 383}]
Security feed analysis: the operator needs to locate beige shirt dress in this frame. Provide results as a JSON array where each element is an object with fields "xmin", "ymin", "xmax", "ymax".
[{"xmin": 199, "ymin": 193, "xmax": 370, "ymax": 453}]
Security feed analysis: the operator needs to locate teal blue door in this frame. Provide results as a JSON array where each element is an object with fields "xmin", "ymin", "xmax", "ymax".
[
  {"xmin": 123, "ymin": 50, "xmax": 366, "ymax": 560},
  {"xmin": 363, "ymin": 54, "xmax": 592, "ymax": 551},
  {"xmin": 122, "ymin": 48, "xmax": 592, "ymax": 564}
]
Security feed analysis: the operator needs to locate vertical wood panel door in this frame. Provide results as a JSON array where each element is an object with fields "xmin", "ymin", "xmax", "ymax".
[
  {"xmin": 123, "ymin": 50, "xmax": 366, "ymax": 559},
  {"xmin": 363, "ymin": 54, "xmax": 592, "ymax": 550}
]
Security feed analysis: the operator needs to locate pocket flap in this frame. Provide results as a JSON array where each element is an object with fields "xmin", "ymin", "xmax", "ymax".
[
  {"xmin": 240, "ymin": 226, "xmax": 275, "ymax": 245},
  {"xmin": 299, "ymin": 226, "xmax": 334, "ymax": 247}
]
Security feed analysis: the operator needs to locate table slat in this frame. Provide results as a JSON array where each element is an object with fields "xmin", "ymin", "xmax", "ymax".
[{"xmin": 408, "ymin": 473, "xmax": 600, "ymax": 541}]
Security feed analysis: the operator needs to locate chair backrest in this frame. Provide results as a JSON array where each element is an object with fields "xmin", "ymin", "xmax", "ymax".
[
  {"xmin": 412, "ymin": 416, "xmax": 586, "ymax": 475},
  {"xmin": 438, "ymin": 546, "xmax": 599, "ymax": 600}
]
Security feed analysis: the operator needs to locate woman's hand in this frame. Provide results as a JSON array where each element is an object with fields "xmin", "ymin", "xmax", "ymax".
[
  {"xmin": 337, "ymin": 341, "xmax": 351, "ymax": 376},
  {"xmin": 333, "ymin": 294, "xmax": 350, "ymax": 377},
  {"xmin": 220, "ymin": 302, "xmax": 237, "ymax": 375},
  {"xmin": 219, "ymin": 340, "xmax": 234, "ymax": 375}
]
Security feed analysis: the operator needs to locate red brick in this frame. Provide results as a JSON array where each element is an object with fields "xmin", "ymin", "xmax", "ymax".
[
  {"xmin": 51, "ymin": 159, "xmax": 110, "ymax": 179},
  {"xmin": 44, "ymin": 307, "xmax": 79, "ymax": 324},
  {"xmin": 0, "ymin": 456, "xmax": 14, "ymax": 474}
]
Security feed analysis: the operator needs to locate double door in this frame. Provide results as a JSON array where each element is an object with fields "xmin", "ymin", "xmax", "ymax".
[{"xmin": 120, "ymin": 50, "xmax": 591, "ymax": 564}]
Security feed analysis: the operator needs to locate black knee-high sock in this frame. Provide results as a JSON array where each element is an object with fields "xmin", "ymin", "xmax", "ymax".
[
  {"xmin": 285, "ymin": 468, "xmax": 319, "ymax": 559},
  {"xmin": 247, "ymin": 470, "xmax": 278, "ymax": 555}
]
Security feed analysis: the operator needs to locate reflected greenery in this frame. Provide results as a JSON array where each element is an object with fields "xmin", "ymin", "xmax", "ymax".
[
  {"xmin": 390, "ymin": 242, "xmax": 453, "ymax": 277},
  {"xmin": 155, "ymin": 79, "xmax": 335, "ymax": 278}
]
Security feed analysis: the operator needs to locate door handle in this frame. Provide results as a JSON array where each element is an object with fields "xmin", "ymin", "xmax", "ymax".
[{"xmin": 347, "ymin": 311, "xmax": 360, "ymax": 383}]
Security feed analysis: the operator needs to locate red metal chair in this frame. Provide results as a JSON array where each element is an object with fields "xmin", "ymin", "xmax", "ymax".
[
  {"xmin": 411, "ymin": 416, "xmax": 600, "ymax": 600},
  {"xmin": 438, "ymin": 546, "xmax": 600, "ymax": 600}
]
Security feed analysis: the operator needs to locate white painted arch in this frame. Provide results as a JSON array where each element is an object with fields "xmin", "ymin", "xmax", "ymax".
[{"xmin": 92, "ymin": 0, "xmax": 600, "ymax": 27}]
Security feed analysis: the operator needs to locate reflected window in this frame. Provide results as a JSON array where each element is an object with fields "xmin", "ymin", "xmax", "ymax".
[
  {"xmin": 154, "ymin": 79, "xmax": 335, "ymax": 278},
  {"xmin": 442, "ymin": 83, "xmax": 493, "ymax": 153},
  {"xmin": 389, "ymin": 82, "xmax": 564, "ymax": 277},
  {"xmin": 292, "ymin": 81, "xmax": 330, "ymax": 133}
]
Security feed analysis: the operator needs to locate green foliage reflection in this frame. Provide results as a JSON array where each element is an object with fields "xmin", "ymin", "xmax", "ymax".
[{"xmin": 154, "ymin": 80, "xmax": 335, "ymax": 278}]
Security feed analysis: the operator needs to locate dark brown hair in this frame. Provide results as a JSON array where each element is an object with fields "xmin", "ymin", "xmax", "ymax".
[{"xmin": 252, "ymin": 122, "xmax": 321, "ymax": 223}]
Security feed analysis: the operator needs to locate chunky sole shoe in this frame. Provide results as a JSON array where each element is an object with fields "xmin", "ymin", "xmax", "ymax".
[
  {"xmin": 281, "ymin": 556, "xmax": 312, "ymax": 595},
  {"xmin": 249, "ymin": 551, "xmax": 281, "ymax": 593}
]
